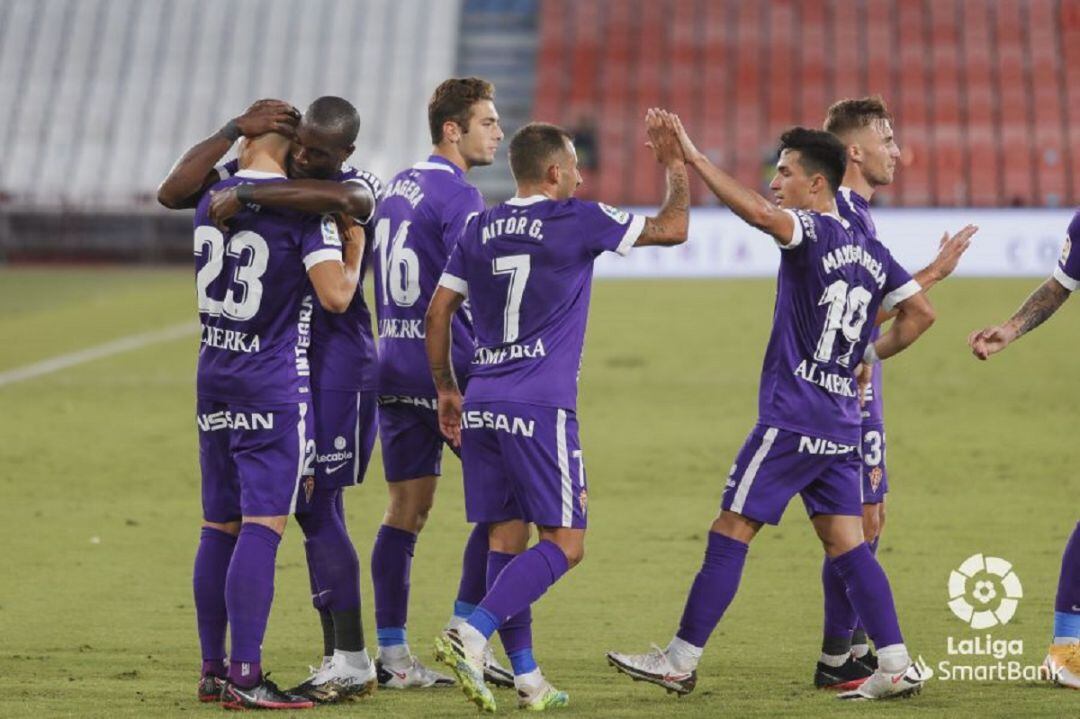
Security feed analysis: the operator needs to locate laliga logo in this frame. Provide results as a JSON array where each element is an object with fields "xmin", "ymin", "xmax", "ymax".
[{"xmin": 947, "ymin": 554, "xmax": 1023, "ymax": 629}]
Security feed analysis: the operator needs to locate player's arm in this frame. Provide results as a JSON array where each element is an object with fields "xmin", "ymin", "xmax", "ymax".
[
  {"xmin": 425, "ymin": 284, "xmax": 466, "ymax": 447},
  {"xmin": 210, "ymin": 180, "xmax": 375, "ymax": 227},
  {"xmin": 156, "ymin": 100, "xmax": 299, "ymax": 209},
  {"xmin": 635, "ymin": 109, "xmax": 690, "ymax": 247},
  {"xmin": 307, "ymin": 217, "xmax": 364, "ymax": 313},
  {"xmin": 865, "ymin": 291, "xmax": 936, "ymax": 367},
  {"xmin": 669, "ymin": 113, "xmax": 795, "ymax": 245},
  {"xmin": 967, "ymin": 277, "xmax": 1071, "ymax": 360},
  {"xmin": 875, "ymin": 224, "xmax": 977, "ymax": 324}
]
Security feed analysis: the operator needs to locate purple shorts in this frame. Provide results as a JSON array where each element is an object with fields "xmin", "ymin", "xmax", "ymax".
[
  {"xmin": 460, "ymin": 401, "xmax": 587, "ymax": 529},
  {"xmin": 861, "ymin": 423, "xmax": 888, "ymax": 505},
  {"xmin": 198, "ymin": 399, "xmax": 313, "ymax": 522},
  {"xmin": 377, "ymin": 395, "xmax": 458, "ymax": 481},
  {"xmin": 721, "ymin": 423, "xmax": 862, "ymax": 525},
  {"xmin": 310, "ymin": 388, "xmax": 378, "ymax": 489}
]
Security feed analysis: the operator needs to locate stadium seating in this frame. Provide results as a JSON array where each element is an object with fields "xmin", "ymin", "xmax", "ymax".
[
  {"xmin": 0, "ymin": 0, "xmax": 464, "ymax": 208},
  {"xmin": 534, "ymin": 0, "xmax": 1077, "ymax": 208},
  {"xmin": 0, "ymin": 0, "xmax": 1074, "ymax": 211}
]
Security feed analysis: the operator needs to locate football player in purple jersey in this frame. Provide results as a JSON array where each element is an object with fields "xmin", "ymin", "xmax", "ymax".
[
  {"xmin": 607, "ymin": 116, "xmax": 937, "ymax": 701},
  {"xmin": 813, "ymin": 96, "xmax": 975, "ymax": 689},
  {"xmin": 426, "ymin": 112, "xmax": 689, "ymax": 711},
  {"xmin": 366, "ymin": 78, "xmax": 514, "ymax": 690},
  {"xmin": 160, "ymin": 97, "xmax": 383, "ymax": 703},
  {"xmin": 969, "ymin": 211, "xmax": 1080, "ymax": 688},
  {"xmin": 189, "ymin": 127, "xmax": 363, "ymax": 709}
]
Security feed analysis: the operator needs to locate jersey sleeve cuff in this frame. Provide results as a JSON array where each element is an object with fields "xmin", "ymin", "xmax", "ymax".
[
  {"xmin": 343, "ymin": 178, "xmax": 378, "ymax": 223},
  {"xmin": 777, "ymin": 209, "xmax": 804, "ymax": 249},
  {"xmin": 882, "ymin": 279, "xmax": 922, "ymax": 312},
  {"xmin": 614, "ymin": 214, "xmax": 646, "ymax": 256},
  {"xmin": 303, "ymin": 248, "xmax": 343, "ymax": 271},
  {"xmin": 1053, "ymin": 265, "xmax": 1080, "ymax": 293},
  {"xmin": 214, "ymin": 163, "xmax": 231, "ymax": 180},
  {"xmin": 438, "ymin": 272, "xmax": 469, "ymax": 298}
]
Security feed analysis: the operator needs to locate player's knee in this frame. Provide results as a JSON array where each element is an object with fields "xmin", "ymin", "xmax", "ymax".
[
  {"xmin": 203, "ymin": 519, "xmax": 241, "ymax": 536},
  {"xmin": 877, "ymin": 504, "xmax": 887, "ymax": 535},
  {"xmin": 562, "ymin": 543, "xmax": 585, "ymax": 568}
]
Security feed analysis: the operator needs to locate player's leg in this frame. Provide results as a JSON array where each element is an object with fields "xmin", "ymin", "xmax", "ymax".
[
  {"xmin": 193, "ymin": 399, "xmax": 240, "ymax": 702},
  {"xmin": 220, "ymin": 402, "xmax": 314, "ymax": 710},
  {"xmin": 289, "ymin": 390, "xmax": 376, "ymax": 702},
  {"xmin": 849, "ymin": 501, "xmax": 884, "ymax": 667},
  {"xmin": 438, "ymin": 403, "xmax": 576, "ymax": 711},
  {"xmin": 1045, "ymin": 522, "xmax": 1080, "ymax": 687},
  {"xmin": 370, "ymin": 399, "xmax": 453, "ymax": 687},
  {"xmin": 610, "ymin": 425, "xmax": 806, "ymax": 695},
  {"xmin": 435, "ymin": 406, "xmax": 523, "ymax": 712},
  {"xmin": 442, "ymin": 520, "xmax": 516, "ymax": 689},
  {"xmin": 817, "ymin": 424, "xmax": 887, "ymax": 683},
  {"xmin": 805, "ymin": 451, "xmax": 924, "ymax": 701}
]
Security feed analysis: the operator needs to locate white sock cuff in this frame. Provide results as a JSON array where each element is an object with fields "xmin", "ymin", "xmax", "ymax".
[
  {"xmin": 1053, "ymin": 636, "xmax": 1080, "ymax": 646},
  {"xmin": 667, "ymin": 636, "xmax": 704, "ymax": 659},
  {"xmin": 514, "ymin": 668, "xmax": 544, "ymax": 689},
  {"xmin": 876, "ymin": 643, "xmax": 910, "ymax": 673},
  {"xmin": 334, "ymin": 648, "xmax": 371, "ymax": 670},
  {"xmin": 819, "ymin": 652, "xmax": 850, "ymax": 668}
]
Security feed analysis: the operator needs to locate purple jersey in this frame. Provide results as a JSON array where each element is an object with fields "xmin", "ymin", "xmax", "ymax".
[
  {"xmin": 1054, "ymin": 209, "xmax": 1080, "ymax": 293},
  {"xmin": 221, "ymin": 160, "xmax": 383, "ymax": 391},
  {"xmin": 194, "ymin": 170, "xmax": 344, "ymax": 404},
  {"xmin": 757, "ymin": 208, "xmax": 919, "ymax": 445},
  {"xmin": 837, "ymin": 187, "xmax": 885, "ymax": 424},
  {"xmin": 372, "ymin": 155, "xmax": 484, "ymax": 396},
  {"xmin": 439, "ymin": 195, "xmax": 644, "ymax": 410}
]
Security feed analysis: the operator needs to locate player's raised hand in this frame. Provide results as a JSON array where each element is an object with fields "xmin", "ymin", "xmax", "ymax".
[
  {"xmin": 967, "ymin": 325, "xmax": 1014, "ymax": 360},
  {"xmin": 209, "ymin": 187, "xmax": 243, "ymax": 229},
  {"xmin": 929, "ymin": 224, "xmax": 978, "ymax": 281},
  {"xmin": 645, "ymin": 108, "xmax": 684, "ymax": 166},
  {"xmin": 669, "ymin": 113, "xmax": 705, "ymax": 165},
  {"xmin": 437, "ymin": 390, "xmax": 463, "ymax": 448},
  {"xmin": 234, "ymin": 99, "xmax": 301, "ymax": 138}
]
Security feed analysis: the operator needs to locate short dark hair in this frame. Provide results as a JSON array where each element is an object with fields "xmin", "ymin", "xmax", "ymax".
[
  {"xmin": 305, "ymin": 96, "xmax": 360, "ymax": 146},
  {"xmin": 778, "ymin": 127, "xmax": 847, "ymax": 193},
  {"xmin": 823, "ymin": 95, "xmax": 893, "ymax": 137},
  {"xmin": 428, "ymin": 77, "xmax": 495, "ymax": 144},
  {"xmin": 508, "ymin": 122, "xmax": 574, "ymax": 183}
]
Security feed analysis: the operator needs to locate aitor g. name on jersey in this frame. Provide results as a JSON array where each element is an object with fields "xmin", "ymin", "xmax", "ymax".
[{"xmin": 193, "ymin": 170, "xmax": 344, "ymax": 406}]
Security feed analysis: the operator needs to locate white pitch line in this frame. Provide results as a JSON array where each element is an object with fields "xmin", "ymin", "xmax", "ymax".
[{"xmin": 0, "ymin": 321, "xmax": 199, "ymax": 387}]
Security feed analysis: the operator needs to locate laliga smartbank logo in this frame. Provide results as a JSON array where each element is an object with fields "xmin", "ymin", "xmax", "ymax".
[
  {"xmin": 947, "ymin": 553, "xmax": 1023, "ymax": 628},
  {"xmin": 933, "ymin": 553, "xmax": 1049, "ymax": 681}
]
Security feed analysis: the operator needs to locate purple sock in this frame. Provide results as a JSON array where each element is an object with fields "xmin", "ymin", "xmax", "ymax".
[
  {"xmin": 675, "ymin": 531, "xmax": 748, "ymax": 648},
  {"xmin": 371, "ymin": 524, "xmax": 416, "ymax": 639},
  {"xmin": 193, "ymin": 527, "xmax": 236, "ymax": 674},
  {"xmin": 831, "ymin": 543, "xmax": 903, "ymax": 649},
  {"xmin": 848, "ymin": 537, "xmax": 880, "ymax": 642},
  {"xmin": 297, "ymin": 488, "xmax": 361, "ymax": 613},
  {"xmin": 469, "ymin": 541, "xmax": 568, "ymax": 639},
  {"xmin": 455, "ymin": 524, "xmax": 490, "ymax": 612},
  {"xmin": 487, "ymin": 551, "xmax": 533, "ymax": 657},
  {"xmin": 226, "ymin": 523, "xmax": 281, "ymax": 687},
  {"xmin": 1055, "ymin": 522, "xmax": 1080, "ymax": 614},
  {"xmin": 821, "ymin": 555, "xmax": 857, "ymax": 650}
]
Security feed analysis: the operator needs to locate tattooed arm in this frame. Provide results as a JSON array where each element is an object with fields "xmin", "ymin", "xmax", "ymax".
[
  {"xmin": 635, "ymin": 109, "xmax": 690, "ymax": 247},
  {"xmin": 667, "ymin": 113, "xmax": 798, "ymax": 245},
  {"xmin": 968, "ymin": 277, "xmax": 1071, "ymax": 360},
  {"xmin": 425, "ymin": 285, "xmax": 466, "ymax": 446}
]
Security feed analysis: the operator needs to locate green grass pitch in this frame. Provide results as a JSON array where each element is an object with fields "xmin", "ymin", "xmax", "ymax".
[{"xmin": 1, "ymin": 267, "xmax": 1078, "ymax": 718}]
